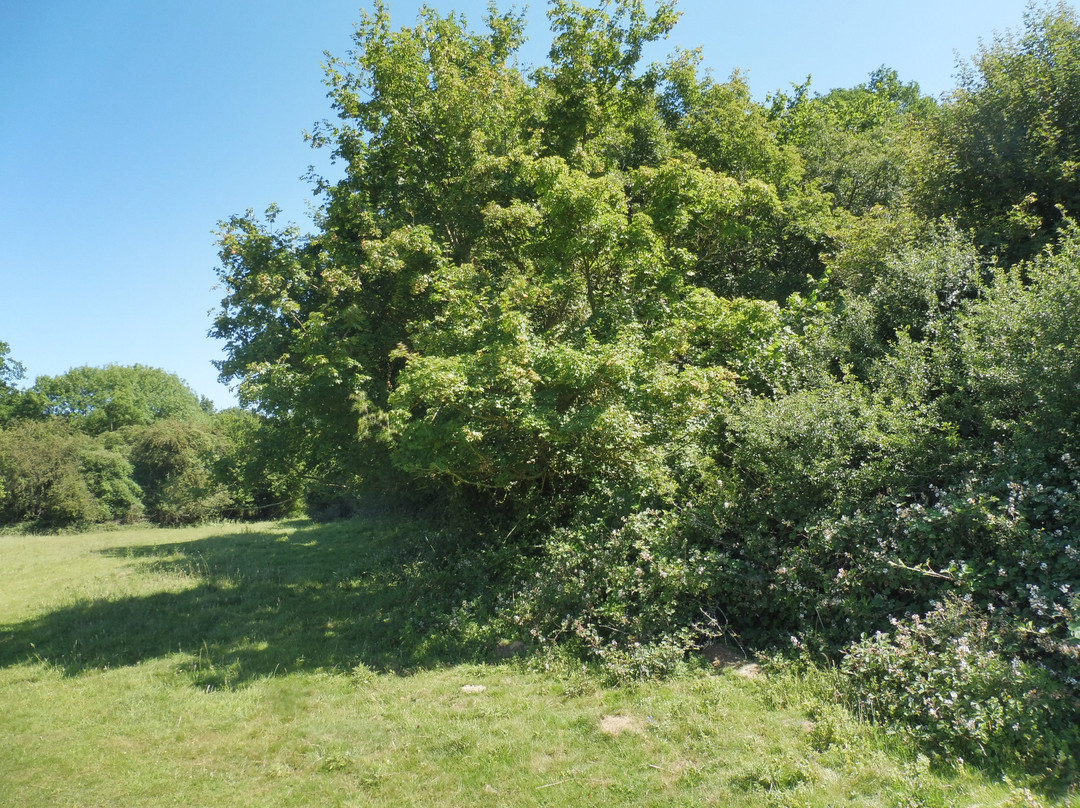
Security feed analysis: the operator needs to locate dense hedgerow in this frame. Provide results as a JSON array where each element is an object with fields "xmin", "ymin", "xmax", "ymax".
[{"xmin": 3, "ymin": 0, "xmax": 1077, "ymax": 781}]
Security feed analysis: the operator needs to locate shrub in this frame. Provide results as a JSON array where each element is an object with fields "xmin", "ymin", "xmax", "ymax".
[
  {"xmin": 841, "ymin": 596, "xmax": 1080, "ymax": 779},
  {"xmin": 78, "ymin": 446, "xmax": 143, "ymax": 523},
  {"xmin": 130, "ymin": 419, "xmax": 231, "ymax": 525},
  {"xmin": 508, "ymin": 508, "xmax": 717, "ymax": 680},
  {"xmin": 0, "ymin": 420, "xmax": 101, "ymax": 527}
]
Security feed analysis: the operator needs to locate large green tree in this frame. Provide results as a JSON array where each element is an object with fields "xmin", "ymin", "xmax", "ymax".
[
  {"xmin": 213, "ymin": 0, "xmax": 823, "ymax": 513},
  {"xmin": 31, "ymin": 364, "xmax": 210, "ymax": 435}
]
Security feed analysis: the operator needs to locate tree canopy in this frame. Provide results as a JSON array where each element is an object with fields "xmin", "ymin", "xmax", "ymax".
[
  {"xmin": 31, "ymin": 364, "xmax": 210, "ymax": 435},
  {"xmin": 934, "ymin": 1, "xmax": 1080, "ymax": 259},
  {"xmin": 213, "ymin": 0, "xmax": 828, "ymax": 512}
]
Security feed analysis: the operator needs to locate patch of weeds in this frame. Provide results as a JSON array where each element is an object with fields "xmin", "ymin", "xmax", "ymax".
[
  {"xmin": 730, "ymin": 754, "xmax": 817, "ymax": 793},
  {"xmin": 356, "ymin": 766, "xmax": 385, "ymax": 790},
  {"xmin": 805, "ymin": 703, "xmax": 858, "ymax": 752},
  {"xmin": 314, "ymin": 750, "xmax": 351, "ymax": 774},
  {"xmin": 1000, "ymin": 782, "xmax": 1051, "ymax": 807},
  {"xmin": 676, "ymin": 761, "xmax": 705, "ymax": 788}
]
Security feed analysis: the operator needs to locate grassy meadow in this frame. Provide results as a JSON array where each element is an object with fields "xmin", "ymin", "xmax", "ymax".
[{"xmin": 0, "ymin": 517, "xmax": 1065, "ymax": 807}]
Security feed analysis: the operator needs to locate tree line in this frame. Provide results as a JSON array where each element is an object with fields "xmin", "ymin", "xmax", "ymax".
[
  {"xmin": 0, "ymin": 359, "xmax": 295, "ymax": 527},
  {"xmin": 5, "ymin": 0, "xmax": 1080, "ymax": 778}
]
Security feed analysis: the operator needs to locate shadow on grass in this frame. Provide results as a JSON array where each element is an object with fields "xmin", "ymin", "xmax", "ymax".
[{"xmin": 0, "ymin": 516, "xmax": 513, "ymax": 686}]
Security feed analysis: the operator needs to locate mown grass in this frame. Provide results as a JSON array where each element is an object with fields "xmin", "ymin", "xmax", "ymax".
[{"xmin": 0, "ymin": 517, "xmax": 1066, "ymax": 806}]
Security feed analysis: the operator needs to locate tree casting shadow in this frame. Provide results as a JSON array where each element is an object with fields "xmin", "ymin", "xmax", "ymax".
[{"xmin": 0, "ymin": 518, "xmax": 505, "ymax": 687}]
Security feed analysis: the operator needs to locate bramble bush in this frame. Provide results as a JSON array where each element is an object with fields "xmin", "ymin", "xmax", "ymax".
[
  {"xmin": 507, "ymin": 507, "xmax": 718, "ymax": 681},
  {"xmin": 841, "ymin": 597, "xmax": 1080, "ymax": 780}
]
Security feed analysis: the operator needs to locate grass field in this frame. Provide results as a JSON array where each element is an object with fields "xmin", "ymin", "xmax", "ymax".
[{"xmin": 0, "ymin": 518, "xmax": 1065, "ymax": 806}]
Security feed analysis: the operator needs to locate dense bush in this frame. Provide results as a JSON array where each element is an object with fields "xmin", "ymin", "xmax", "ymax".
[
  {"xmin": 510, "ymin": 508, "xmax": 717, "ymax": 680},
  {"xmin": 76, "ymin": 447, "xmax": 143, "ymax": 523},
  {"xmin": 129, "ymin": 419, "xmax": 232, "ymax": 525},
  {"xmin": 842, "ymin": 597, "xmax": 1080, "ymax": 779},
  {"xmin": 210, "ymin": 407, "xmax": 299, "ymax": 519},
  {"xmin": 0, "ymin": 421, "xmax": 103, "ymax": 527}
]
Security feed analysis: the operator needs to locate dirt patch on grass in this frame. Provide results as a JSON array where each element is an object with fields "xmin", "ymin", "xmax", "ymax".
[
  {"xmin": 600, "ymin": 714, "xmax": 644, "ymax": 736},
  {"xmin": 700, "ymin": 643, "xmax": 761, "ymax": 678}
]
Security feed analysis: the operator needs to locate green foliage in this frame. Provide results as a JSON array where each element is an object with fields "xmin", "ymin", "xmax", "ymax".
[
  {"xmin": 204, "ymin": 0, "xmax": 1080, "ymax": 782},
  {"xmin": 211, "ymin": 408, "xmax": 298, "ymax": 519},
  {"xmin": 510, "ymin": 508, "xmax": 716, "ymax": 680},
  {"xmin": 0, "ymin": 342, "xmax": 27, "ymax": 426},
  {"xmin": 659, "ymin": 62, "xmax": 833, "ymax": 299},
  {"xmin": 820, "ymin": 217, "xmax": 984, "ymax": 380},
  {"xmin": 934, "ymin": 1, "xmax": 1080, "ymax": 259},
  {"xmin": 0, "ymin": 342, "xmax": 24, "ymax": 392},
  {"xmin": 772, "ymin": 67, "xmax": 937, "ymax": 215},
  {"xmin": 0, "ymin": 420, "xmax": 100, "ymax": 527},
  {"xmin": 77, "ymin": 446, "xmax": 143, "ymax": 523},
  {"xmin": 129, "ymin": 419, "xmax": 232, "ymax": 525},
  {"xmin": 0, "ymin": 357, "xmax": 285, "ymax": 529},
  {"xmin": 31, "ymin": 364, "xmax": 209, "ymax": 435},
  {"xmin": 842, "ymin": 597, "xmax": 1080, "ymax": 779},
  {"xmin": 214, "ymin": 0, "xmax": 826, "ymax": 516},
  {"xmin": 538, "ymin": 0, "xmax": 679, "ymax": 168},
  {"xmin": 958, "ymin": 223, "xmax": 1080, "ymax": 444}
]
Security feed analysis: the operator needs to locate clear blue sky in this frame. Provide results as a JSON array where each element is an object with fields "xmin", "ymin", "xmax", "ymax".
[{"xmin": 1, "ymin": 0, "xmax": 1033, "ymax": 409}]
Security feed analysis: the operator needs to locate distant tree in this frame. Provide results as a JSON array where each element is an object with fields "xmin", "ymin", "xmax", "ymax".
[
  {"xmin": 770, "ymin": 67, "xmax": 938, "ymax": 215},
  {"xmin": 934, "ymin": 1, "xmax": 1080, "ymax": 260},
  {"xmin": 0, "ymin": 342, "xmax": 24, "ymax": 390},
  {"xmin": 0, "ymin": 342, "xmax": 26, "ymax": 425},
  {"xmin": 31, "ymin": 364, "xmax": 209, "ymax": 435},
  {"xmin": 0, "ymin": 420, "xmax": 98, "ymax": 527},
  {"xmin": 129, "ymin": 419, "xmax": 231, "ymax": 525}
]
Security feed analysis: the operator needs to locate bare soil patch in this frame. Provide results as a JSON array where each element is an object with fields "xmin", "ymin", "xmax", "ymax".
[
  {"xmin": 600, "ymin": 714, "xmax": 644, "ymax": 736},
  {"xmin": 700, "ymin": 643, "xmax": 761, "ymax": 678}
]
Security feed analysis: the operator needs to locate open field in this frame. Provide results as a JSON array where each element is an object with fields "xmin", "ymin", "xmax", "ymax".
[{"xmin": 0, "ymin": 518, "xmax": 1063, "ymax": 807}]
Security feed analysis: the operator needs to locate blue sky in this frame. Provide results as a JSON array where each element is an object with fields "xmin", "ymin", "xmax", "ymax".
[{"xmin": 1, "ymin": 0, "xmax": 1033, "ymax": 408}]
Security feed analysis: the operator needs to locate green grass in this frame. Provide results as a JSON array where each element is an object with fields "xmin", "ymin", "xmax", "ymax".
[{"xmin": 0, "ymin": 518, "xmax": 1067, "ymax": 806}]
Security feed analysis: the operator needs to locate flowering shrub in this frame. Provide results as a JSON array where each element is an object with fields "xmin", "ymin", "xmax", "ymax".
[
  {"xmin": 841, "ymin": 597, "xmax": 1080, "ymax": 778},
  {"xmin": 506, "ymin": 508, "xmax": 717, "ymax": 681}
]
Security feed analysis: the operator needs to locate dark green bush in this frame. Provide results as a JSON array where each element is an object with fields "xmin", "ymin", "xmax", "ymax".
[
  {"xmin": 130, "ymin": 419, "xmax": 231, "ymax": 525},
  {"xmin": 509, "ymin": 507, "xmax": 717, "ymax": 680},
  {"xmin": 77, "ymin": 447, "xmax": 143, "ymax": 523},
  {"xmin": 0, "ymin": 420, "xmax": 100, "ymax": 527}
]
